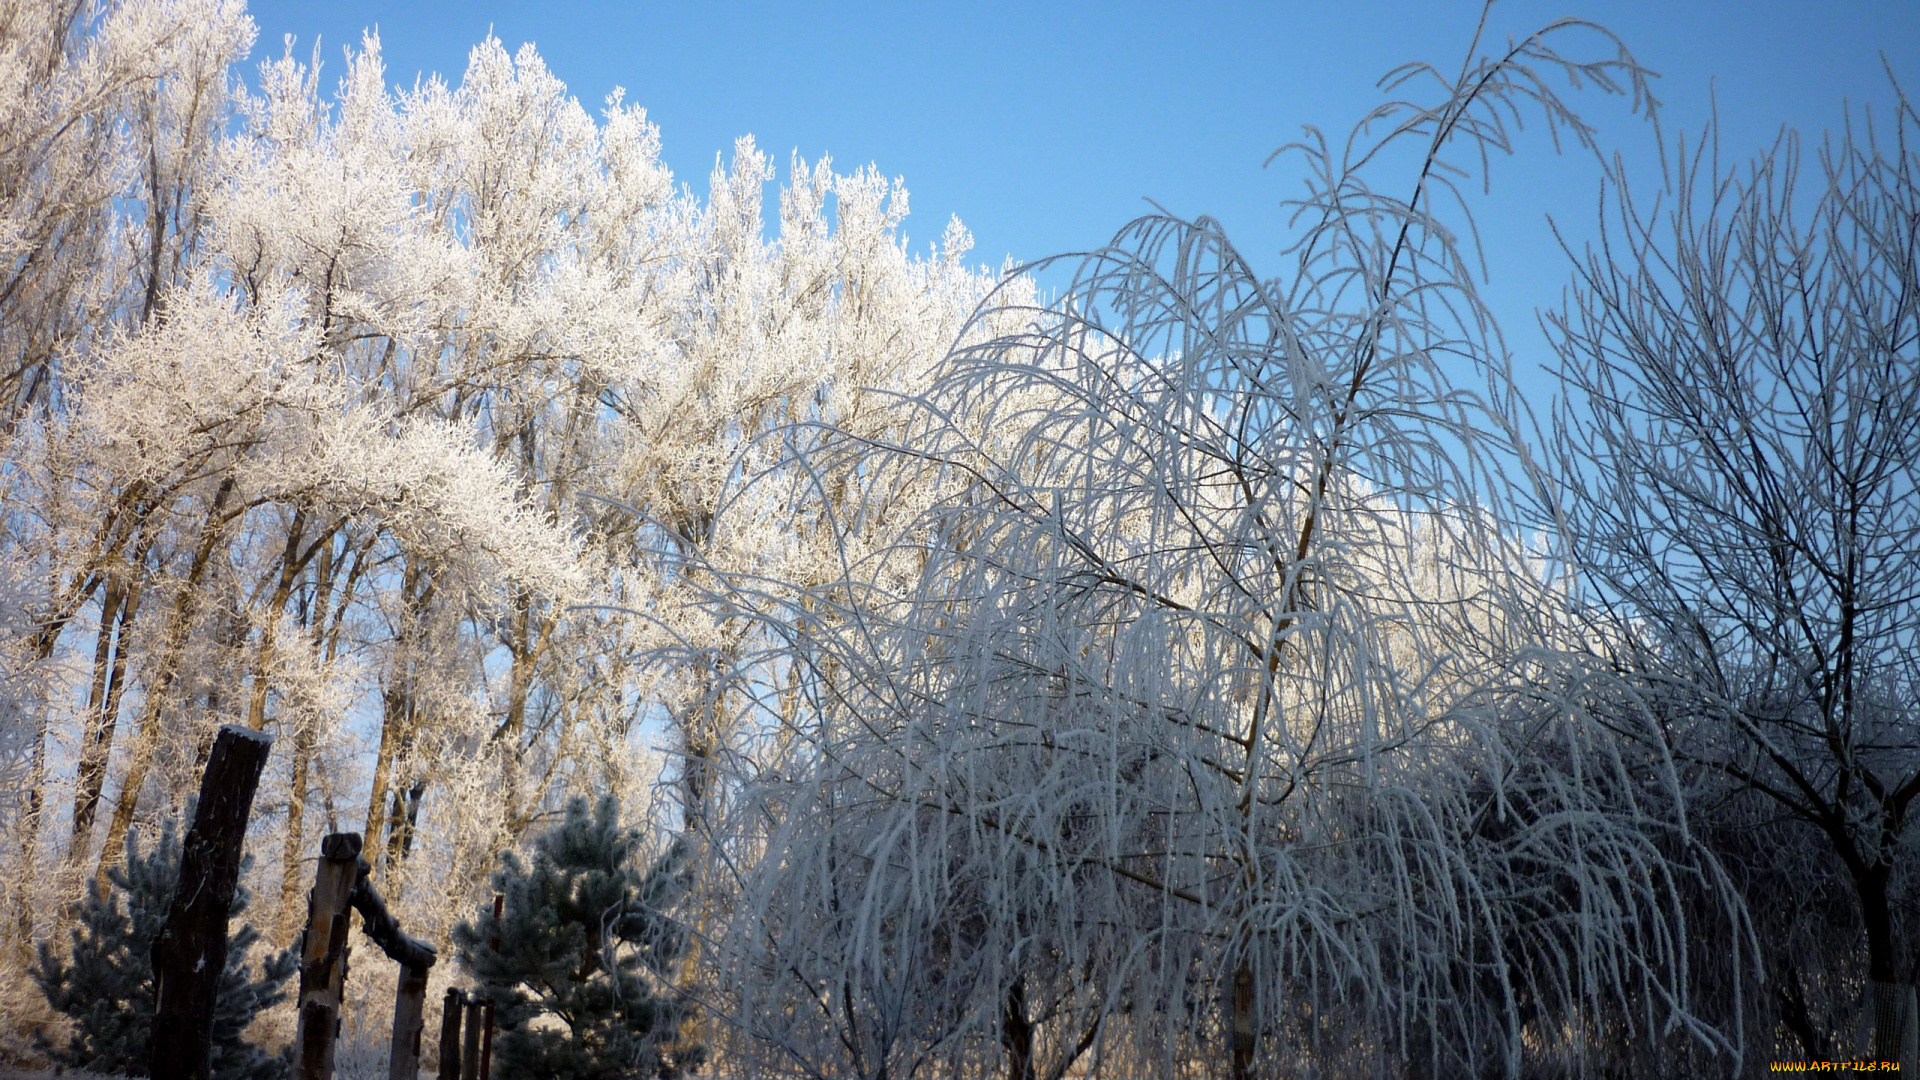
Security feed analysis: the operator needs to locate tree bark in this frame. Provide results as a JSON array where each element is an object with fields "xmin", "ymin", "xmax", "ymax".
[
  {"xmin": 13, "ymin": 699, "xmax": 58, "ymax": 957},
  {"xmin": 68, "ymin": 575, "xmax": 142, "ymax": 877},
  {"xmin": 26, "ymin": 479, "xmax": 155, "ymax": 668},
  {"xmin": 69, "ymin": 578, "xmax": 126, "ymax": 846},
  {"xmin": 365, "ymin": 558, "xmax": 433, "ymax": 874},
  {"xmin": 1868, "ymin": 981, "xmax": 1917, "ymax": 1066},
  {"xmin": 1230, "ymin": 957, "xmax": 1256, "ymax": 1080},
  {"xmin": 1855, "ymin": 861, "xmax": 1911, "ymax": 1063},
  {"xmin": 1859, "ymin": 862, "xmax": 1898, "ymax": 984},
  {"xmin": 278, "ymin": 709, "xmax": 318, "ymax": 941},
  {"xmin": 497, "ymin": 590, "xmax": 534, "ymax": 830},
  {"xmin": 150, "ymin": 725, "xmax": 273, "ymax": 1080},
  {"xmin": 379, "ymin": 781, "xmax": 426, "ymax": 899},
  {"xmin": 245, "ymin": 508, "xmax": 310, "ymax": 733},
  {"xmin": 95, "ymin": 477, "xmax": 237, "ymax": 882}
]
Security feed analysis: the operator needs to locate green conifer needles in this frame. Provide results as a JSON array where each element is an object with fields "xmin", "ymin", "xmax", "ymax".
[
  {"xmin": 456, "ymin": 796, "xmax": 701, "ymax": 1079},
  {"xmin": 31, "ymin": 819, "xmax": 297, "ymax": 1078}
]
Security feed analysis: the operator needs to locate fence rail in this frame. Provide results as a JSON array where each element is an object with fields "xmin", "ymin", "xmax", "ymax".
[{"xmin": 292, "ymin": 832, "xmax": 441, "ymax": 1080}]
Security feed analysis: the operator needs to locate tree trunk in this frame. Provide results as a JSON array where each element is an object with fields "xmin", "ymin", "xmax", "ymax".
[
  {"xmin": 365, "ymin": 559, "xmax": 433, "ymax": 873},
  {"xmin": 21, "ymin": 546, "xmax": 120, "ymax": 920},
  {"xmin": 68, "ymin": 576, "xmax": 142, "ymax": 877},
  {"xmin": 1860, "ymin": 862, "xmax": 1898, "ymax": 984},
  {"xmin": 1230, "ymin": 957, "xmax": 1256, "ymax": 1080},
  {"xmin": 1868, "ymin": 982, "xmax": 1917, "ymax": 1066},
  {"xmin": 68, "ymin": 577, "xmax": 125, "ymax": 850},
  {"xmin": 26, "ymin": 479, "xmax": 154, "ymax": 670},
  {"xmin": 498, "ymin": 592, "xmax": 534, "ymax": 829},
  {"xmin": 1857, "ymin": 862, "xmax": 1912, "ymax": 1064},
  {"xmin": 95, "ymin": 477, "xmax": 236, "ymax": 882},
  {"xmin": 246, "ymin": 508, "xmax": 324, "ymax": 733},
  {"xmin": 13, "ymin": 707, "xmax": 51, "ymax": 957},
  {"xmin": 150, "ymin": 725, "xmax": 273, "ymax": 1080},
  {"xmin": 1001, "ymin": 978, "xmax": 1035, "ymax": 1080},
  {"xmin": 278, "ymin": 709, "xmax": 318, "ymax": 941},
  {"xmin": 278, "ymin": 528, "xmax": 361, "ymax": 939},
  {"xmin": 380, "ymin": 781, "xmax": 426, "ymax": 896},
  {"xmin": 5, "ymin": 474, "xmax": 136, "ymax": 938}
]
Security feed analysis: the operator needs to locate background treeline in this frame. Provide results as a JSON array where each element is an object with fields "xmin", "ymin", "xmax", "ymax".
[{"xmin": 1, "ymin": 1, "xmax": 1914, "ymax": 1077}]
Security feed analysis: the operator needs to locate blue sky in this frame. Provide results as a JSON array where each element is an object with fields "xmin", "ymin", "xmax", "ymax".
[{"xmin": 243, "ymin": 0, "xmax": 1919, "ymax": 392}]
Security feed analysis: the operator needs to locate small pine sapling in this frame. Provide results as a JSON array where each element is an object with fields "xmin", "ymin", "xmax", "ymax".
[
  {"xmin": 31, "ymin": 818, "xmax": 298, "ymax": 1078},
  {"xmin": 455, "ymin": 796, "xmax": 701, "ymax": 1079}
]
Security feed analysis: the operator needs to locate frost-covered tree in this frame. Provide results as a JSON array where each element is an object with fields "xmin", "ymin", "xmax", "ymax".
[
  {"xmin": 702, "ymin": 14, "xmax": 1750, "ymax": 1080},
  {"xmin": 1522, "ymin": 86, "xmax": 1920, "ymax": 1062},
  {"xmin": 454, "ymin": 796, "xmax": 698, "ymax": 1079},
  {"xmin": 0, "ymin": 0, "xmax": 1014, "ymax": 1053},
  {"xmin": 0, "ymin": 0, "xmax": 255, "ymax": 958},
  {"xmin": 0, "ymin": 0, "xmax": 251, "ymax": 429},
  {"xmin": 30, "ymin": 818, "xmax": 296, "ymax": 1078}
]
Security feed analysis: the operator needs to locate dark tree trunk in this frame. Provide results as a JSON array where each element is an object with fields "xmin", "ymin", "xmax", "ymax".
[
  {"xmin": 68, "ymin": 576, "xmax": 137, "ymax": 873},
  {"xmin": 1854, "ymin": 862, "xmax": 1915, "ymax": 1063},
  {"xmin": 278, "ymin": 709, "xmax": 317, "ymax": 942},
  {"xmin": 1775, "ymin": 970, "xmax": 1830, "ymax": 1061},
  {"xmin": 1230, "ymin": 958, "xmax": 1256, "ymax": 1080},
  {"xmin": 149, "ymin": 725, "xmax": 273, "ymax": 1080},
  {"xmin": 1858, "ymin": 862, "xmax": 1898, "ymax": 984},
  {"xmin": 1001, "ymin": 978, "xmax": 1034, "ymax": 1080},
  {"xmin": 381, "ymin": 780, "xmax": 427, "ymax": 892}
]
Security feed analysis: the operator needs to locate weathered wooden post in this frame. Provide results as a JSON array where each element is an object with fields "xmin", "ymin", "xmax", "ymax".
[
  {"xmin": 437, "ymin": 988, "xmax": 465, "ymax": 1080},
  {"xmin": 350, "ymin": 867, "xmax": 436, "ymax": 1079},
  {"xmin": 293, "ymin": 832, "xmax": 363, "ymax": 1080},
  {"xmin": 460, "ymin": 996, "xmax": 485, "ymax": 1080},
  {"xmin": 390, "ymin": 959, "xmax": 430, "ymax": 1080},
  {"xmin": 480, "ymin": 893, "xmax": 502, "ymax": 1080},
  {"xmin": 150, "ymin": 725, "xmax": 273, "ymax": 1080}
]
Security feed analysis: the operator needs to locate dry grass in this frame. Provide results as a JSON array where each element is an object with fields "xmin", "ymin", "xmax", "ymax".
[{"xmin": 0, "ymin": 1048, "xmax": 422, "ymax": 1080}]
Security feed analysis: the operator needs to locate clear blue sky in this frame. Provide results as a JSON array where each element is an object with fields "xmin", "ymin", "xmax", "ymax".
[{"xmin": 243, "ymin": 0, "xmax": 1919, "ymax": 391}]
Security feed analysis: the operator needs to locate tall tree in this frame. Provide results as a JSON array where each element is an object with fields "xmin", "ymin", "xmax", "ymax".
[
  {"xmin": 1524, "ymin": 88, "xmax": 1920, "ymax": 1061},
  {"xmin": 0, "ymin": 4, "xmax": 1016, "ymax": 1037},
  {"xmin": 705, "ymin": 14, "xmax": 1751, "ymax": 1079},
  {"xmin": 0, "ymin": 0, "xmax": 254, "ymax": 945}
]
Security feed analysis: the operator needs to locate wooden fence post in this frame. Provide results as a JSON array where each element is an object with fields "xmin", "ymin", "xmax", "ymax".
[
  {"xmin": 437, "ymin": 988, "xmax": 464, "ymax": 1080},
  {"xmin": 292, "ymin": 832, "xmax": 362, "ymax": 1080},
  {"xmin": 389, "ymin": 959, "xmax": 430, "ymax": 1080},
  {"xmin": 150, "ymin": 725, "xmax": 273, "ymax": 1080},
  {"xmin": 480, "ymin": 893, "xmax": 502, "ymax": 1080},
  {"xmin": 460, "ymin": 997, "xmax": 485, "ymax": 1080}
]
